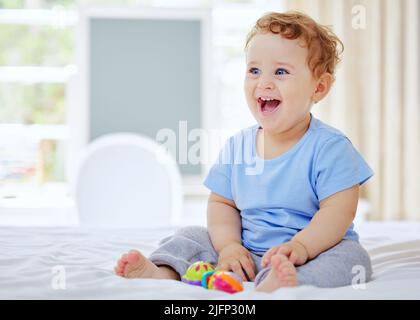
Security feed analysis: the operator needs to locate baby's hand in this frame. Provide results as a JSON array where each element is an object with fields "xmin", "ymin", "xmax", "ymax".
[
  {"xmin": 217, "ymin": 243, "xmax": 256, "ymax": 281},
  {"xmin": 261, "ymin": 240, "xmax": 309, "ymax": 268}
]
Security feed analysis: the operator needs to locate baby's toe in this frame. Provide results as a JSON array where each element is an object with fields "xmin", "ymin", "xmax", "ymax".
[
  {"xmin": 114, "ymin": 266, "xmax": 123, "ymax": 275},
  {"xmin": 271, "ymin": 253, "xmax": 288, "ymax": 269},
  {"xmin": 114, "ymin": 252, "xmax": 132, "ymax": 276},
  {"xmin": 127, "ymin": 250, "xmax": 141, "ymax": 264},
  {"xmin": 114, "ymin": 265, "xmax": 124, "ymax": 276},
  {"xmin": 118, "ymin": 259, "xmax": 127, "ymax": 268}
]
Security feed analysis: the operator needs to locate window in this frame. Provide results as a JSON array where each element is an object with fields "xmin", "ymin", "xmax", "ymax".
[
  {"xmin": 0, "ymin": 0, "xmax": 283, "ymax": 225},
  {"xmin": 0, "ymin": 6, "xmax": 77, "ymax": 204}
]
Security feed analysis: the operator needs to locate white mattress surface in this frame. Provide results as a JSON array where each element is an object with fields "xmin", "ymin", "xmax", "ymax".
[{"xmin": 1, "ymin": 222, "xmax": 419, "ymax": 299}]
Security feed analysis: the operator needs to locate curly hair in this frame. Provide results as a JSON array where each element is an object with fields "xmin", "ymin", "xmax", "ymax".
[{"xmin": 245, "ymin": 11, "xmax": 344, "ymax": 79}]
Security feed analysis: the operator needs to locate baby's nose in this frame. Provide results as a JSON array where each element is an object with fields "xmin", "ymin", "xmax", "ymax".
[{"xmin": 257, "ymin": 76, "xmax": 275, "ymax": 89}]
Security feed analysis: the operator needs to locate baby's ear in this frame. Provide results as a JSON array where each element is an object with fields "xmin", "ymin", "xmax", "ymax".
[{"xmin": 312, "ymin": 73, "xmax": 334, "ymax": 103}]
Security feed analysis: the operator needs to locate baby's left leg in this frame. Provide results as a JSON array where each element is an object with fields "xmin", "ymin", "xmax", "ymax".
[{"xmin": 255, "ymin": 240, "xmax": 372, "ymax": 291}]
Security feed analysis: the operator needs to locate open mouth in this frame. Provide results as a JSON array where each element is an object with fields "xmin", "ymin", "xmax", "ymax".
[{"xmin": 257, "ymin": 97, "xmax": 281, "ymax": 115}]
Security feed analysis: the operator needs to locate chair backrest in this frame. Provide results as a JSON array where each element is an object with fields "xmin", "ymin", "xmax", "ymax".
[{"xmin": 73, "ymin": 133, "xmax": 183, "ymax": 228}]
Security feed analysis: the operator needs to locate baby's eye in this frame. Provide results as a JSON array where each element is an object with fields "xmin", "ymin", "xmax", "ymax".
[
  {"xmin": 275, "ymin": 68, "xmax": 289, "ymax": 76},
  {"xmin": 248, "ymin": 67, "xmax": 260, "ymax": 75}
]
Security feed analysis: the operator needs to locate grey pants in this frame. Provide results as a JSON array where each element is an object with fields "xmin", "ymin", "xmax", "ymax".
[{"xmin": 149, "ymin": 226, "xmax": 372, "ymax": 288}]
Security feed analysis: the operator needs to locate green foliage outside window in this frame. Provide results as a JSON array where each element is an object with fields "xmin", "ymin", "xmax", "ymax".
[
  {"xmin": 0, "ymin": 83, "xmax": 65, "ymax": 124},
  {"xmin": 0, "ymin": 25, "xmax": 74, "ymax": 66}
]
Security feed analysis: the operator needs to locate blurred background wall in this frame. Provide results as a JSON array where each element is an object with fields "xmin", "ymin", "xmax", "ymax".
[{"xmin": 0, "ymin": 0, "xmax": 418, "ymax": 225}]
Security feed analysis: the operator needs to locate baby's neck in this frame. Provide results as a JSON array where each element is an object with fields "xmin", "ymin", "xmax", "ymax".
[
  {"xmin": 257, "ymin": 114, "xmax": 311, "ymax": 160},
  {"xmin": 263, "ymin": 114, "xmax": 311, "ymax": 145}
]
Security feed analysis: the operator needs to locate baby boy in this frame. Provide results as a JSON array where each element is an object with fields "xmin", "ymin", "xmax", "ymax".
[{"xmin": 114, "ymin": 11, "xmax": 373, "ymax": 292}]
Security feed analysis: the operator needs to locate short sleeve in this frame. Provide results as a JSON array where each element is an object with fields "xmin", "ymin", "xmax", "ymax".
[
  {"xmin": 203, "ymin": 138, "xmax": 234, "ymax": 200},
  {"xmin": 314, "ymin": 136, "xmax": 374, "ymax": 201}
]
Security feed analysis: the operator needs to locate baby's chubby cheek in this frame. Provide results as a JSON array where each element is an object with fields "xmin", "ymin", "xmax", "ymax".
[
  {"xmin": 283, "ymin": 82, "xmax": 313, "ymax": 108},
  {"xmin": 244, "ymin": 88, "xmax": 257, "ymax": 109}
]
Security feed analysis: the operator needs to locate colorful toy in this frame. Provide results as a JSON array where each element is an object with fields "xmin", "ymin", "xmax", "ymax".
[
  {"xmin": 202, "ymin": 270, "xmax": 243, "ymax": 294},
  {"xmin": 182, "ymin": 262, "xmax": 244, "ymax": 294},
  {"xmin": 181, "ymin": 261, "xmax": 215, "ymax": 286}
]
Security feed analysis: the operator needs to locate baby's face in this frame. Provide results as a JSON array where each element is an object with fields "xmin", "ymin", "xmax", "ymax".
[{"xmin": 244, "ymin": 32, "xmax": 318, "ymax": 134}]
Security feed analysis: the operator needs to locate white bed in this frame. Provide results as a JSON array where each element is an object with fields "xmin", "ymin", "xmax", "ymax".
[{"xmin": 1, "ymin": 222, "xmax": 420, "ymax": 300}]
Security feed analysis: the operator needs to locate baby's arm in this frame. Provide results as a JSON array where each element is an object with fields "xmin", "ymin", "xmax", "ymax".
[
  {"xmin": 293, "ymin": 184, "xmax": 359, "ymax": 260},
  {"xmin": 262, "ymin": 184, "xmax": 359, "ymax": 266},
  {"xmin": 207, "ymin": 192, "xmax": 241, "ymax": 251},
  {"xmin": 207, "ymin": 192, "xmax": 256, "ymax": 280}
]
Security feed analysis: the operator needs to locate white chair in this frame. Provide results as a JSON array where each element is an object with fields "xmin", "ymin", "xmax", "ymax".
[{"xmin": 73, "ymin": 133, "xmax": 183, "ymax": 228}]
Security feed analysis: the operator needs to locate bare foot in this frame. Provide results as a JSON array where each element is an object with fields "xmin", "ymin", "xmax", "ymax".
[
  {"xmin": 114, "ymin": 250, "xmax": 179, "ymax": 280},
  {"xmin": 256, "ymin": 253, "xmax": 298, "ymax": 292}
]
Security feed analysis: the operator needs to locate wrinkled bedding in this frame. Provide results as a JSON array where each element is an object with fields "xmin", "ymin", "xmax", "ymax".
[{"xmin": 1, "ymin": 222, "xmax": 419, "ymax": 299}]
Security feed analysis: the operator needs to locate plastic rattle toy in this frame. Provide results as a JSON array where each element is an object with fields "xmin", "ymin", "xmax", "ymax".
[
  {"xmin": 182, "ymin": 261, "xmax": 244, "ymax": 294},
  {"xmin": 202, "ymin": 270, "xmax": 243, "ymax": 294},
  {"xmin": 181, "ymin": 261, "xmax": 215, "ymax": 286}
]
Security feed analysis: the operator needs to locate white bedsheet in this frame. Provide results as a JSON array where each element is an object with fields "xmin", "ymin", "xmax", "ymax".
[{"xmin": 1, "ymin": 222, "xmax": 419, "ymax": 300}]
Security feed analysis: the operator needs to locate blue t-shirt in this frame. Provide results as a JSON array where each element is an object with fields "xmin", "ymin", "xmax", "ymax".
[{"xmin": 203, "ymin": 113, "xmax": 374, "ymax": 256}]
